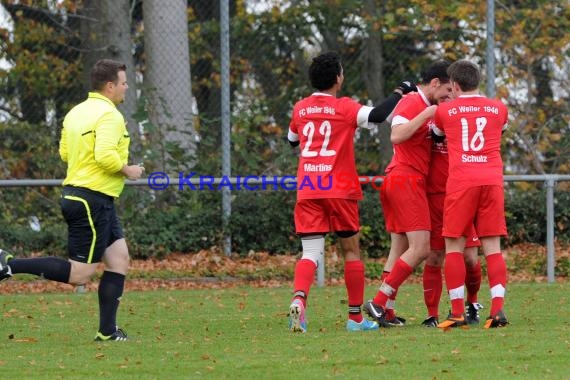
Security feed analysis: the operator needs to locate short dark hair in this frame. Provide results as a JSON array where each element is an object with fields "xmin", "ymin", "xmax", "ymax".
[
  {"xmin": 308, "ymin": 51, "xmax": 342, "ymax": 91},
  {"xmin": 90, "ymin": 59, "xmax": 127, "ymax": 91},
  {"xmin": 448, "ymin": 60, "xmax": 480, "ymax": 91},
  {"xmin": 419, "ymin": 60, "xmax": 451, "ymax": 85}
]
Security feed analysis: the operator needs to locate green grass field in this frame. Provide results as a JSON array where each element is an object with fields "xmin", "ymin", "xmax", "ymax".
[{"xmin": 1, "ymin": 282, "xmax": 569, "ymax": 379}]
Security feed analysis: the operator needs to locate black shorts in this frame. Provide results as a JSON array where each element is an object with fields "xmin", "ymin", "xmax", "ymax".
[{"xmin": 60, "ymin": 186, "xmax": 124, "ymax": 263}]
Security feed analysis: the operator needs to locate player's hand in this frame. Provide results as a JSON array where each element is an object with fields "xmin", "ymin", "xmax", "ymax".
[
  {"xmin": 396, "ymin": 80, "xmax": 417, "ymax": 95},
  {"xmin": 121, "ymin": 164, "xmax": 145, "ymax": 180}
]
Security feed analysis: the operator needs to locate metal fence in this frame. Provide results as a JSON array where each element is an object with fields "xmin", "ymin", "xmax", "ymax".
[
  {"xmin": 2, "ymin": 1, "xmax": 568, "ymax": 174},
  {"xmin": 1, "ymin": 174, "xmax": 569, "ymax": 284},
  {"xmin": 1, "ymin": 2, "xmax": 569, "ymax": 281}
]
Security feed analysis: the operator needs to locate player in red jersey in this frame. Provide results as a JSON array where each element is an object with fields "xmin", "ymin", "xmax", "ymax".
[
  {"xmin": 364, "ymin": 60, "xmax": 453, "ymax": 327},
  {"xmin": 287, "ymin": 51, "xmax": 417, "ymax": 333},
  {"xmin": 432, "ymin": 59, "xmax": 509, "ymax": 329},
  {"xmin": 422, "ymin": 136, "xmax": 483, "ymax": 327}
]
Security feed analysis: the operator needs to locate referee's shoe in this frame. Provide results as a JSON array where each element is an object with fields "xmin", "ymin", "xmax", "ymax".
[
  {"xmin": 95, "ymin": 327, "xmax": 129, "ymax": 341},
  {"xmin": 0, "ymin": 249, "xmax": 13, "ymax": 281}
]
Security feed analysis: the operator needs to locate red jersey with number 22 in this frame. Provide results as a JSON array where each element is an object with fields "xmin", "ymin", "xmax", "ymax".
[
  {"xmin": 289, "ymin": 93, "xmax": 363, "ymax": 200},
  {"xmin": 434, "ymin": 95, "xmax": 508, "ymax": 194}
]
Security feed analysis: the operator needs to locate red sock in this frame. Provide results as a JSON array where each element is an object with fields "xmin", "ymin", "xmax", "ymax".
[
  {"xmin": 344, "ymin": 260, "xmax": 365, "ymax": 323},
  {"xmin": 465, "ymin": 260, "xmax": 482, "ymax": 304},
  {"xmin": 423, "ymin": 264, "xmax": 442, "ymax": 318},
  {"xmin": 444, "ymin": 252, "xmax": 466, "ymax": 317},
  {"xmin": 372, "ymin": 259, "xmax": 412, "ymax": 307},
  {"xmin": 486, "ymin": 253, "xmax": 507, "ymax": 315},
  {"xmin": 292, "ymin": 259, "xmax": 317, "ymax": 307}
]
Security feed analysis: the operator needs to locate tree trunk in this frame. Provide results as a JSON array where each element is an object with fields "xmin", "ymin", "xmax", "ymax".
[
  {"xmin": 143, "ymin": 0, "xmax": 197, "ymax": 171},
  {"xmin": 79, "ymin": 0, "xmax": 141, "ymax": 160},
  {"xmin": 362, "ymin": 0, "xmax": 392, "ymax": 168},
  {"xmin": 362, "ymin": 0, "xmax": 385, "ymax": 102}
]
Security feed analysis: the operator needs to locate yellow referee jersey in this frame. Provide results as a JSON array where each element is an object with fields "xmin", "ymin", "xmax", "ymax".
[{"xmin": 60, "ymin": 92, "xmax": 130, "ymax": 198}]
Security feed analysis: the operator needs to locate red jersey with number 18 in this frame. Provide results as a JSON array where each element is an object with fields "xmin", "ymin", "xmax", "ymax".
[
  {"xmin": 289, "ymin": 93, "xmax": 363, "ymax": 200},
  {"xmin": 433, "ymin": 95, "xmax": 508, "ymax": 194}
]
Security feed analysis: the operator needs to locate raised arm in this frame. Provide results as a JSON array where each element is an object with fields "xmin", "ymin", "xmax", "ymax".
[{"xmin": 391, "ymin": 104, "xmax": 437, "ymax": 144}]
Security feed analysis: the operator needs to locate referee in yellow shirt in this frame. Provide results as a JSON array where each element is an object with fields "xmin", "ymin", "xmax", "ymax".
[{"xmin": 0, "ymin": 59, "xmax": 144, "ymax": 341}]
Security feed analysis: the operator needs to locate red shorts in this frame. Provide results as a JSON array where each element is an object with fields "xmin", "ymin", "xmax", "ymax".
[
  {"xmin": 380, "ymin": 167, "xmax": 430, "ymax": 233},
  {"xmin": 443, "ymin": 185, "xmax": 507, "ymax": 238},
  {"xmin": 428, "ymin": 193, "xmax": 480, "ymax": 250},
  {"xmin": 294, "ymin": 198, "xmax": 359, "ymax": 234}
]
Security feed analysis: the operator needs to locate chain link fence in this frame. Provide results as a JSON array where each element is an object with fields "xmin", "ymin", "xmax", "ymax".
[
  {"xmin": 1, "ymin": 1, "xmax": 568, "ymax": 171},
  {"xmin": 1, "ymin": 1, "xmax": 570, "ymax": 267}
]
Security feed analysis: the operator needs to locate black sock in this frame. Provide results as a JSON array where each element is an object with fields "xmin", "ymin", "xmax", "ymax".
[
  {"xmin": 9, "ymin": 257, "xmax": 71, "ymax": 283},
  {"xmin": 98, "ymin": 271, "xmax": 126, "ymax": 336}
]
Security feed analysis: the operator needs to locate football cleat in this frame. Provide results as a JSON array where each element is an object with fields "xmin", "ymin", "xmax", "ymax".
[
  {"xmin": 363, "ymin": 301, "xmax": 390, "ymax": 327},
  {"xmin": 288, "ymin": 299, "xmax": 307, "ymax": 333},
  {"xmin": 437, "ymin": 313, "xmax": 468, "ymax": 330},
  {"xmin": 465, "ymin": 302, "xmax": 484, "ymax": 324},
  {"xmin": 346, "ymin": 318, "xmax": 379, "ymax": 332},
  {"xmin": 483, "ymin": 310, "xmax": 509, "ymax": 329},
  {"xmin": 0, "ymin": 249, "xmax": 14, "ymax": 281},
  {"xmin": 421, "ymin": 316, "xmax": 439, "ymax": 327},
  {"xmin": 386, "ymin": 315, "xmax": 406, "ymax": 327},
  {"xmin": 94, "ymin": 327, "xmax": 128, "ymax": 341}
]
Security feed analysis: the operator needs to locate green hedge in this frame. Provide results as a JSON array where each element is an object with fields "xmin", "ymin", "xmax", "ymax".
[
  {"xmin": 505, "ymin": 184, "xmax": 570, "ymax": 246},
  {"xmin": 1, "ymin": 184, "xmax": 569, "ymax": 259}
]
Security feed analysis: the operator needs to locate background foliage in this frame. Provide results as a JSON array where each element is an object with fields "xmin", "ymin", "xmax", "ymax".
[{"xmin": 0, "ymin": 0, "xmax": 569, "ymax": 259}]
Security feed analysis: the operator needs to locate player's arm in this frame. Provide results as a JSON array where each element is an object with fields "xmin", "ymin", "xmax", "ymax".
[
  {"xmin": 287, "ymin": 108, "xmax": 301, "ymax": 147},
  {"xmin": 391, "ymin": 104, "xmax": 437, "ymax": 144},
  {"xmin": 59, "ymin": 124, "xmax": 68, "ymax": 163},
  {"xmin": 93, "ymin": 113, "xmax": 125, "ymax": 173},
  {"xmin": 358, "ymin": 81, "xmax": 417, "ymax": 127},
  {"xmin": 431, "ymin": 128, "xmax": 445, "ymax": 143},
  {"xmin": 288, "ymin": 128, "xmax": 300, "ymax": 148},
  {"xmin": 288, "ymin": 118, "xmax": 300, "ymax": 148},
  {"xmin": 431, "ymin": 107, "xmax": 445, "ymax": 141}
]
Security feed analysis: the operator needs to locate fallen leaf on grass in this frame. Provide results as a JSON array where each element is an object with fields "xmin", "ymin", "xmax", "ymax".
[
  {"xmin": 14, "ymin": 337, "xmax": 38, "ymax": 343},
  {"xmin": 1, "ymin": 243, "xmax": 567, "ymax": 294}
]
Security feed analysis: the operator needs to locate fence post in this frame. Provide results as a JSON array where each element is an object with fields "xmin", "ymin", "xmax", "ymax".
[
  {"xmin": 316, "ymin": 254, "xmax": 325, "ymax": 287},
  {"xmin": 486, "ymin": 0, "xmax": 496, "ymax": 98},
  {"xmin": 545, "ymin": 177, "xmax": 555, "ymax": 283},
  {"xmin": 220, "ymin": 0, "xmax": 232, "ymax": 256}
]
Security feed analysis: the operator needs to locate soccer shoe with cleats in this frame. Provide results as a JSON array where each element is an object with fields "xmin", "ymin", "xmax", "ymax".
[
  {"xmin": 363, "ymin": 301, "xmax": 390, "ymax": 327},
  {"xmin": 386, "ymin": 315, "xmax": 406, "ymax": 327},
  {"xmin": 288, "ymin": 299, "xmax": 307, "ymax": 333},
  {"xmin": 0, "ymin": 249, "xmax": 14, "ymax": 281},
  {"xmin": 421, "ymin": 316, "xmax": 439, "ymax": 327},
  {"xmin": 94, "ymin": 327, "xmax": 128, "ymax": 341},
  {"xmin": 483, "ymin": 310, "xmax": 509, "ymax": 329},
  {"xmin": 437, "ymin": 313, "xmax": 468, "ymax": 330},
  {"xmin": 465, "ymin": 302, "xmax": 484, "ymax": 324},
  {"xmin": 346, "ymin": 318, "xmax": 379, "ymax": 332}
]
